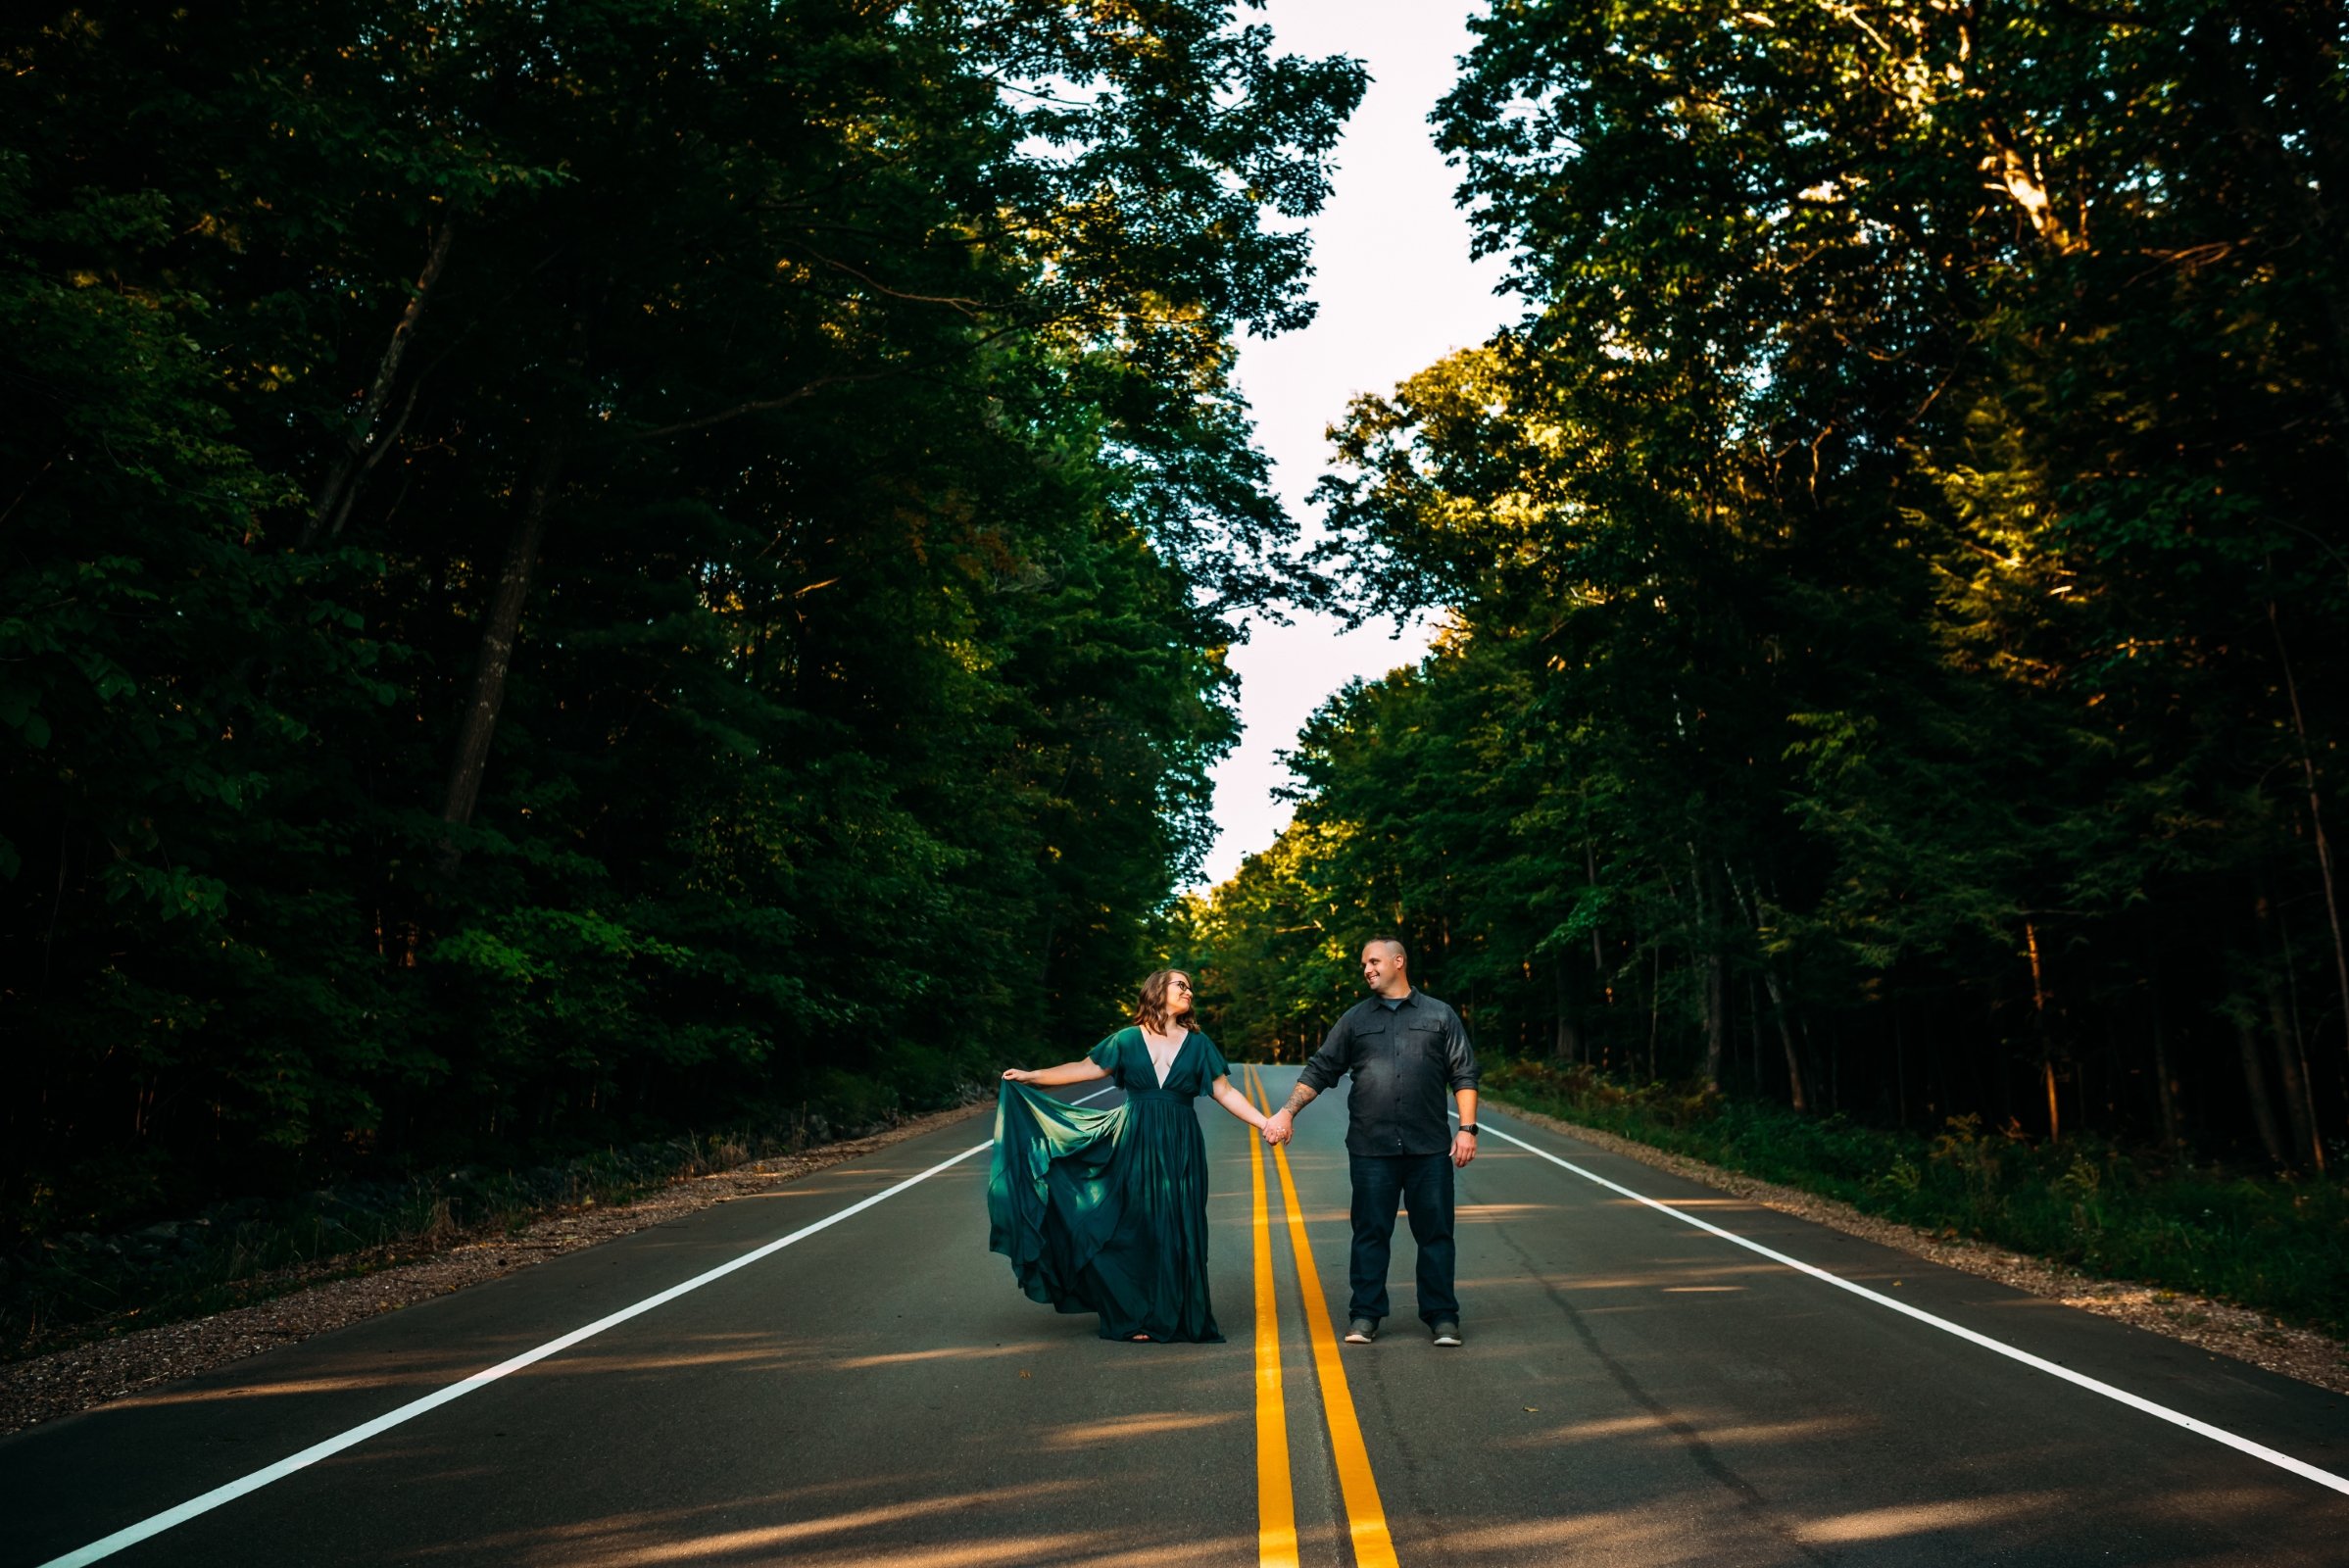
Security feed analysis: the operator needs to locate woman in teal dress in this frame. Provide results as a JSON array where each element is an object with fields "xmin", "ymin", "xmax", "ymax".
[{"xmin": 990, "ymin": 969, "xmax": 1272, "ymax": 1343}]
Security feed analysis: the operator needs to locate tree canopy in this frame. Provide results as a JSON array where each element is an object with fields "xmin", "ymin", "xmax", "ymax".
[
  {"xmin": 2, "ymin": 0, "xmax": 1363, "ymax": 1237},
  {"xmin": 1186, "ymin": 0, "xmax": 2349, "ymax": 1171}
]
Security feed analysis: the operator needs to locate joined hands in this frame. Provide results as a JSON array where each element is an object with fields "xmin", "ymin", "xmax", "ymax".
[{"xmin": 1260, "ymin": 1109, "xmax": 1293, "ymax": 1146}]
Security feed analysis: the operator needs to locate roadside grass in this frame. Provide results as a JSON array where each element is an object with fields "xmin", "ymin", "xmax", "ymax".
[{"xmin": 1481, "ymin": 1059, "xmax": 2349, "ymax": 1341}]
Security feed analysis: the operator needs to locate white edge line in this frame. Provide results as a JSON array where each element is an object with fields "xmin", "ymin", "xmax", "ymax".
[
  {"xmin": 1461, "ymin": 1108, "xmax": 2349, "ymax": 1497},
  {"xmin": 44, "ymin": 1090, "xmax": 1114, "ymax": 1568}
]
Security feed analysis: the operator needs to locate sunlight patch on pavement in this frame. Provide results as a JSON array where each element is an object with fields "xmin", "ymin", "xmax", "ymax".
[
  {"xmin": 1796, "ymin": 1493, "xmax": 2067, "ymax": 1544},
  {"xmin": 834, "ymin": 1344, "xmax": 1036, "ymax": 1370},
  {"xmin": 1038, "ymin": 1410, "xmax": 1238, "ymax": 1449}
]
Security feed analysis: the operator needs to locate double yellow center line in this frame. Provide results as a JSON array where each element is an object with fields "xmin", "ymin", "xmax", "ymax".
[{"xmin": 1243, "ymin": 1064, "xmax": 1398, "ymax": 1568}]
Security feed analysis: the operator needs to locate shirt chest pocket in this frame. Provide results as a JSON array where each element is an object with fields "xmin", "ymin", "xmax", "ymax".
[{"xmin": 1399, "ymin": 1020, "xmax": 1448, "ymax": 1068}]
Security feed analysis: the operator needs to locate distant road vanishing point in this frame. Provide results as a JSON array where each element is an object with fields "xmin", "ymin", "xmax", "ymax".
[{"xmin": 7, "ymin": 1068, "xmax": 2345, "ymax": 1567}]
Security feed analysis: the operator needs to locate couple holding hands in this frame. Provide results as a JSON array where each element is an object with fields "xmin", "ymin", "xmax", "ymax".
[{"xmin": 987, "ymin": 939, "xmax": 1480, "ymax": 1348}]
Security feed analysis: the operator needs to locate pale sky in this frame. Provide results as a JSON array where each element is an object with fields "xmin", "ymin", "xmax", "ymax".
[{"xmin": 1199, "ymin": 0, "xmax": 1513, "ymax": 889}]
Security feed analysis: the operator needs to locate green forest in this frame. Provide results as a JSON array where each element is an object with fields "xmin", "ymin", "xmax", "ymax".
[
  {"xmin": 8, "ymin": 1, "xmax": 2349, "ymax": 1343},
  {"xmin": 1185, "ymin": 0, "xmax": 2349, "ymax": 1176},
  {"xmin": 2, "ymin": 1, "xmax": 1362, "ymax": 1256}
]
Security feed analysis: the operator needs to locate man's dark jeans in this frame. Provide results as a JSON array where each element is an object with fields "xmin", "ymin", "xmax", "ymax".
[{"xmin": 1346, "ymin": 1151, "xmax": 1457, "ymax": 1326}]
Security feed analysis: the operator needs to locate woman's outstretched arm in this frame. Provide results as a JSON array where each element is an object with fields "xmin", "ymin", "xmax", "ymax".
[
  {"xmin": 1206, "ymin": 1075, "xmax": 1270, "ymax": 1132},
  {"xmin": 1002, "ymin": 1059, "xmax": 1109, "ymax": 1088}
]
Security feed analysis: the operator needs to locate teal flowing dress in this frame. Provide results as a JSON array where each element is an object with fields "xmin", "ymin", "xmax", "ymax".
[{"xmin": 989, "ymin": 1027, "xmax": 1231, "ymax": 1343}]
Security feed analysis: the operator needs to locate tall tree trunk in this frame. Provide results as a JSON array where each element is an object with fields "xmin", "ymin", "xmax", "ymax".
[
  {"xmin": 1982, "ymin": 115, "xmax": 2086, "ymax": 254},
  {"xmin": 1703, "ymin": 945, "xmax": 1727, "ymax": 1092},
  {"xmin": 436, "ymin": 435, "xmax": 566, "ymax": 870},
  {"xmin": 2257, "ymin": 891, "xmax": 2326, "ymax": 1171},
  {"xmin": 303, "ymin": 220, "xmax": 458, "ymax": 548},
  {"xmin": 1773, "ymin": 987, "xmax": 1807, "ymax": 1111},
  {"xmin": 2268, "ymin": 601, "xmax": 2349, "ymax": 1104},
  {"xmin": 2268, "ymin": 991, "xmax": 2322, "ymax": 1174},
  {"xmin": 2149, "ymin": 984, "xmax": 2181, "ymax": 1151},
  {"xmin": 1688, "ymin": 846, "xmax": 1726, "ymax": 1090},
  {"xmin": 1945, "ymin": 11, "xmax": 2087, "ymax": 255},
  {"xmin": 1727, "ymin": 865, "xmax": 1807, "ymax": 1110},
  {"xmin": 2026, "ymin": 919, "xmax": 2058, "ymax": 1141},
  {"xmin": 2237, "ymin": 1010, "xmax": 2288, "ymax": 1166},
  {"xmin": 1552, "ymin": 952, "xmax": 1577, "ymax": 1060},
  {"xmin": 1893, "ymin": 1006, "xmax": 1909, "ymax": 1130},
  {"xmin": 1586, "ymin": 840, "xmax": 1606, "ymax": 997},
  {"xmin": 1746, "ymin": 977, "xmax": 1766, "ymax": 1097},
  {"xmin": 1645, "ymin": 941, "xmax": 1661, "ymax": 1082}
]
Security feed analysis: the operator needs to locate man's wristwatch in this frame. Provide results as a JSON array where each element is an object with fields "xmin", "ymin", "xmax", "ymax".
[{"xmin": 1456, "ymin": 1125, "xmax": 1478, "ymax": 1137}]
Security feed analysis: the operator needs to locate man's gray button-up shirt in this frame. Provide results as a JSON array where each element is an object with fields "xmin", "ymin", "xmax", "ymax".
[{"xmin": 1297, "ymin": 989, "xmax": 1479, "ymax": 1157}]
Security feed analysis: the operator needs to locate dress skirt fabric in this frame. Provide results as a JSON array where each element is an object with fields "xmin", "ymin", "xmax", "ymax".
[{"xmin": 988, "ymin": 1028, "xmax": 1229, "ymax": 1343}]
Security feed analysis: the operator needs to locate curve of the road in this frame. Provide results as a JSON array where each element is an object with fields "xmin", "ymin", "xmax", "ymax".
[{"xmin": 5, "ymin": 1068, "xmax": 2345, "ymax": 1567}]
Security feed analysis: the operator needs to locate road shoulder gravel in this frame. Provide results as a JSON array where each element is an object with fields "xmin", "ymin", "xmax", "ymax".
[{"xmin": 0, "ymin": 1102, "xmax": 989, "ymax": 1436}]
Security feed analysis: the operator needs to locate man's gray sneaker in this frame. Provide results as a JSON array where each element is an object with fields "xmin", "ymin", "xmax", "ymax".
[
  {"xmin": 1431, "ymin": 1320, "xmax": 1462, "ymax": 1347},
  {"xmin": 1344, "ymin": 1317, "xmax": 1378, "ymax": 1344}
]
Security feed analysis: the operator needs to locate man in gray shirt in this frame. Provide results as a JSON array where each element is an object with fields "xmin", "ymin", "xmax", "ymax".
[{"xmin": 1263, "ymin": 938, "xmax": 1479, "ymax": 1346}]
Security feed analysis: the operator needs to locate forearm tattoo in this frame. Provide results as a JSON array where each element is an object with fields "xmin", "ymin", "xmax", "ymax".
[{"xmin": 1283, "ymin": 1084, "xmax": 1318, "ymax": 1114}]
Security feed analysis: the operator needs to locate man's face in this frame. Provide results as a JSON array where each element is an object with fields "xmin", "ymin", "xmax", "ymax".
[{"xmin": 1360, "ymin": 945, "xmax": 1405, "ymax": 995}]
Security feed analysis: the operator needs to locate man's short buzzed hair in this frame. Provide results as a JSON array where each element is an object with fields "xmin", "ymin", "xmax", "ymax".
[{"xmin": 1363, "ymin": 937, "xmax": 1407, "ymax": 963}]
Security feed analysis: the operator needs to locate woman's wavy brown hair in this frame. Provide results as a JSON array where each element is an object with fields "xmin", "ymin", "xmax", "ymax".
[{"xmin": 1130, "ymin": 969, "xmax": 1197, "ymax": 1034}]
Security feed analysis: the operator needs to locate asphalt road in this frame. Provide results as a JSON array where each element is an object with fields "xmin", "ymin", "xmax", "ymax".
[{"xmin": 5, "ymin": 1067, "xmax": 2345, "ymax": 1567}]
